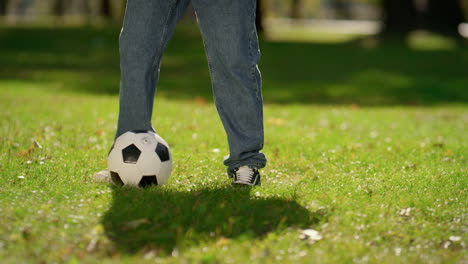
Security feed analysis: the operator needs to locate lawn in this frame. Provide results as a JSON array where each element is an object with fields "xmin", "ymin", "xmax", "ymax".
[{"xmin": 0, "ymin": 23, "xmax": 466, "ymax": 263}]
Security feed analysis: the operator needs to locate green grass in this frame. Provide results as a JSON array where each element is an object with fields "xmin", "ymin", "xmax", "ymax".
[{"xmin": 0, "ymin": 23, "xmax": 467, "ymax": 263}]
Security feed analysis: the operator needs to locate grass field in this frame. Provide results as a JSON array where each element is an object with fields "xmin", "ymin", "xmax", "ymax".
[{"xmin": 0, "ymin": 23, "xmax": 467, "ymax": 263}]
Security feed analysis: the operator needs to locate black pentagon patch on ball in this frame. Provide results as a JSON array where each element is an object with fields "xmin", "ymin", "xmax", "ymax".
[
  {"xmin": 155, "ymin": 143, "xmax": 170, "ymax": 162},
  {"xmin": 122, "ymin": 144, "xmax": 141, "ymax": 164},
  {"xmin": 110, "ymin": 171, "xmax": 124, "ymax": 186},
  {"xmin": 139, "ymin": 175, "xmax": 158, "ymax": 188}
]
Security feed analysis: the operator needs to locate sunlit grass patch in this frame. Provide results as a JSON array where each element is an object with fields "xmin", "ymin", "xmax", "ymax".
[
  {"xmin": 0, "ymin": 25, "xmax": 466, "ymax": 263},
  {"xmin": 407, "ymin": 31, "xmax": 461, "ymax": 51}
]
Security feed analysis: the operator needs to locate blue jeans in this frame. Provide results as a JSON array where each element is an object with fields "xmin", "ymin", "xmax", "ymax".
[{"xmin": 116, "ymin": 0, "xmax": 267, "ymax": 174}]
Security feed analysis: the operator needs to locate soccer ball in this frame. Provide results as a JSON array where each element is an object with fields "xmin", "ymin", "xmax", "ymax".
[{"xmin": 107, "ymin": 130, "xmax": 172, "ymax": 187}]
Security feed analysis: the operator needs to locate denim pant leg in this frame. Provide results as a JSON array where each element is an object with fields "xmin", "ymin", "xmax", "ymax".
[
  {"xmin": 116, "ymin": 0, "xmax": 189, "ymax": 138},
  {"xmin": 192, "ymin": 0, "xmax": 267, "ymax": 174}
]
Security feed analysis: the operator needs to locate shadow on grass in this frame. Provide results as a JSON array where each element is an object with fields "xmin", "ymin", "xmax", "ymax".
[
  {"xmin": 102, "ymin": 185, "xmax": 323, "ymax": 255},
  {"xmin": 0, "ymin": 24, "xmax": 467, "ymax": 105}
]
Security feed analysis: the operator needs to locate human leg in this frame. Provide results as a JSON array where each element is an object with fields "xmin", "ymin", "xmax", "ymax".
[
  {"xmin": 117, "ymin": 0, "xmax": 190, "ymax": 137},
  {"xmin": 192, "ymin": 0, "xmax": 267, "ymax": 175}
]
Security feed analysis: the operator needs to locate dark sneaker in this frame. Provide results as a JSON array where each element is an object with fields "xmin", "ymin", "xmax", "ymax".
[{"xmin": 231, "ymin": 166, "xmax": 261, "ymax": 186}]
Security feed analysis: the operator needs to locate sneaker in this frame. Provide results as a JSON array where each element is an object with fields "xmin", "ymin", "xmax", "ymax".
[
  {"xmin": 94, "ymin": 169, "xmax": 111, "ymax": 183},
  {"xmin": 231, "ymin": 166, "xmax": 261, "ymax": 186}
]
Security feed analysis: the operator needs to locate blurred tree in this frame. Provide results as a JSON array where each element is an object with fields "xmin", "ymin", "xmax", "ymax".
[
  {"xmin": 332, "ymin": 0, "xmax": 352, "ymax": 19},
  {"xmin": 82, "ymin": 0, "xmax": 91, "ymax": 21},
  {"xmin": 381, "ymin": 0, "xmax": 417, "ymax": 37},
  {"xmin": 426, "ymin": 0, "xmax": 465, "ymax": 38},
  {"xmin": 101, "ymin": 0, "xmax": 111, "ymax": 18},
  {"xmin": 256, "ymin": 0, "xmax": 264, "ymax": 34},
  {"xmin": 291, "ymin": 0, "xmax": 302, "ymax": 19},
  {"xmin": 53, "ymin": 0, "xmax": 65, "ymax": 16},
  {"xmin": 0, "ymin": 0, "xmax": 7, "ymax": 16},
  {"xmin": 381, "ymin": 0, "xmax": 466, "ymax": 39}
]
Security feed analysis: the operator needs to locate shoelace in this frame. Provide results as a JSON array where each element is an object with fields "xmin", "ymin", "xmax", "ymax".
[{"xmin": 235, "ymin": 166, "xmax": 255, "ymax": 183}]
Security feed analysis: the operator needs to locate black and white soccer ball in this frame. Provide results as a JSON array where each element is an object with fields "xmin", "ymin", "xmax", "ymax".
[{"xmin": 107, "ymin": 130, "xmax": 172, "ymax": 187}]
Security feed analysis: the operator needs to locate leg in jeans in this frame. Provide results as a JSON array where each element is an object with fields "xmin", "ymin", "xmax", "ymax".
[
  {"xmin": 117, "ymin": 0, "xmax": 189, "ymax": 138},
  {"xmin": 192, "ymin": 0, "xmax": 267, "ymax": 174}
]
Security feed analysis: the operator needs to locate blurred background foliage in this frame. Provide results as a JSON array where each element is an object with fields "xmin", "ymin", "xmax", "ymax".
[
  {"xmin": 0, "ymin": 0, "xmax": 467, "ymax": 105},
  {"xmin": 0, "ymin": 0, "xmax": 467, "ymax": 39}
]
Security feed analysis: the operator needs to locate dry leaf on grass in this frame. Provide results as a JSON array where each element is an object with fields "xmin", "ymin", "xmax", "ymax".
[
  {"xmin": 122, "ymin": 218, "xmax": 151, "ymax": 230},
  {"xmin": 299, "ymin": 229, "xmax": 323, "ymax": 244}
]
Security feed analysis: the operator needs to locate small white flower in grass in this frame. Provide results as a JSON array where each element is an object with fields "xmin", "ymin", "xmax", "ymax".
[
  {"xmin": 17, "ymin": 176, "xmax": 25, "ymax": 179},
  {"xmin": 449, "ymin": 236, "xmax": 461, "ymax": 242},
  {"xmin": 399, "ymin": 208, "xmax": 412, "ymax": 217},
  {"xmin": 394, "ymin": 248, "xmax": 402, "ymax": 256},
  {"xmin": 86, "ymin": 238, "xmax": 98, "ymax": 252},
  {"xmin": 443, "ymin": 241, "xmax": 451, "ymax": 249},
  {"xmin": 123, "ymin": 218, "xmax": 150, "ymax": 230},
  {"xmin": 299, "ymin": 229, "xmax": 322, "ymax": 243},
  {"xmin": 339, "ymin": 122, "xmax": 348, "ymax": 130},
  {"xmin": 307, "ymin": 132, "xmax": 316, "ymax": 139},
  {"xmin": 212, "ymin": 148, "xmax": 220, "ymax": 153},
  {"xmin": 319, "ymin": 118, "xmax": 329, "ymax": 127},
  {"xmin": 144, "ymin": 250, "xmax": 157, "ymax": 260}
]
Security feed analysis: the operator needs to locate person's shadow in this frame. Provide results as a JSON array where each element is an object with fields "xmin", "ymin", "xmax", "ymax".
[{"xmin": 102, "ymin": 185, "xmax": 327, "ymax": 254}]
